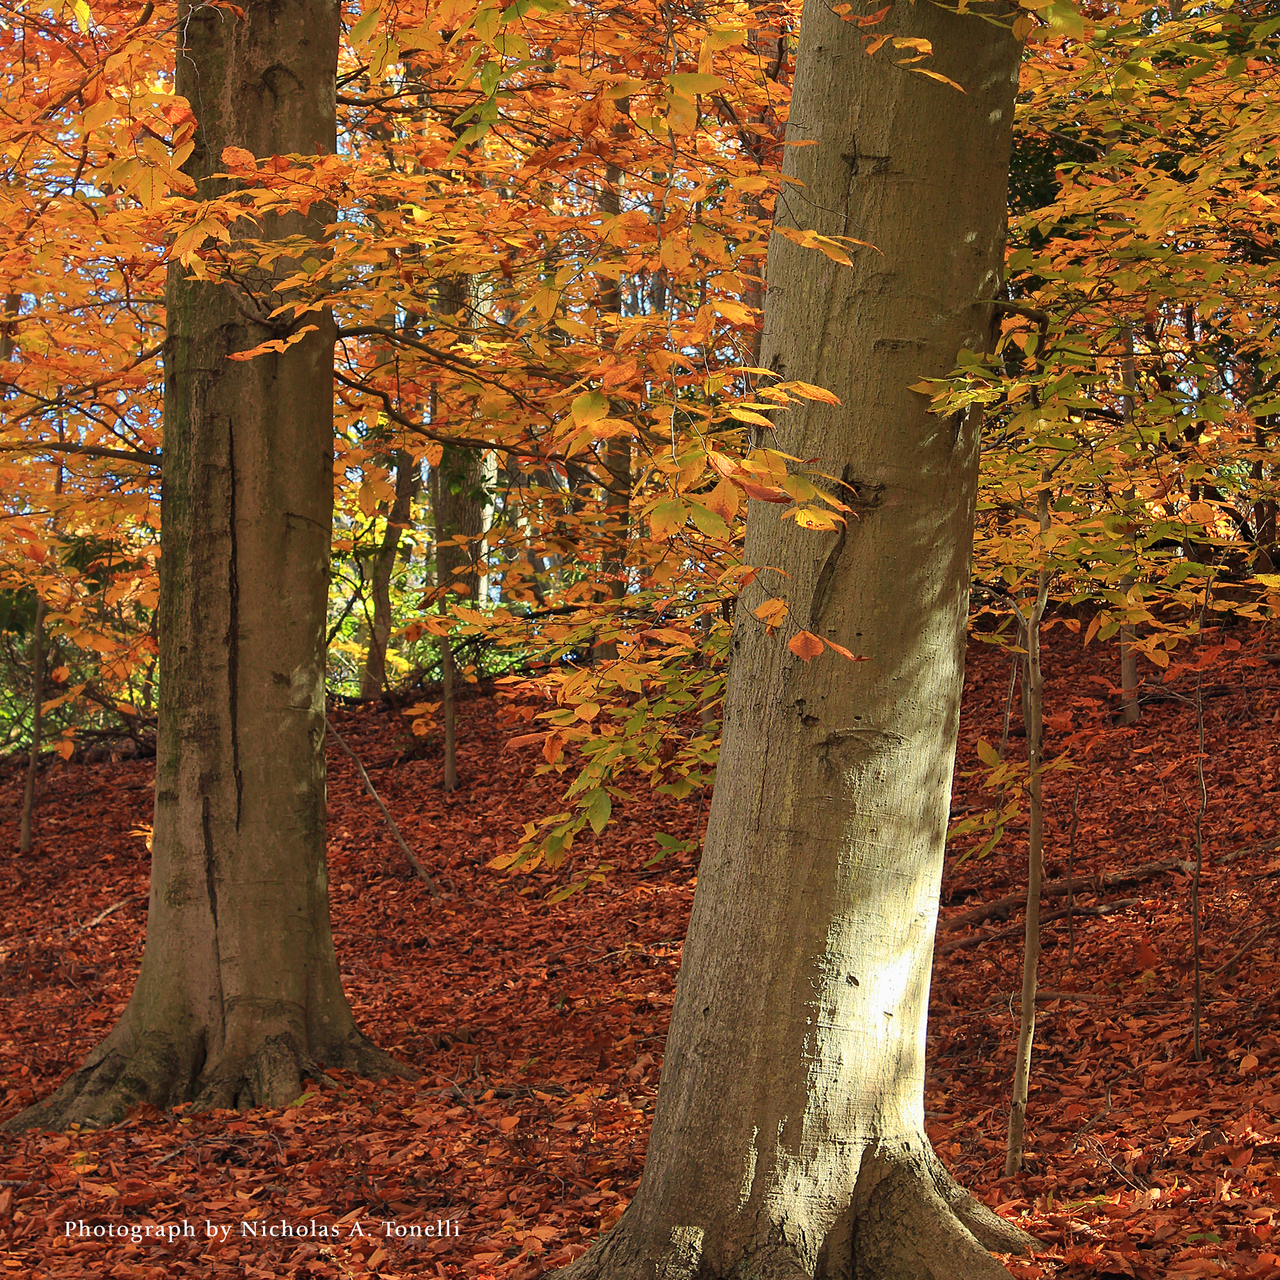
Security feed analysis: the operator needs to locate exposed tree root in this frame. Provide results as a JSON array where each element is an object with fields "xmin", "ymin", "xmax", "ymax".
[
  {"xmin": 852, "ymin": 1147, "xmax": 1038, "ymax": 1280},
  {"xmin": 551, "ymin": 1147, "xmax": 1040, "ymax": 1280},
  {"xmin": 4, "ymin": 1022, "xmax": 412, "ymax": 1132},
  {"xmin": 927, "ymin": 1147, "xmax": 1040, "ymax": 1257}
]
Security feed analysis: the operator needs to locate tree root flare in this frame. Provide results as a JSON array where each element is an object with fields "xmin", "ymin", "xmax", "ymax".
[{"xmin": 4, "ymin": 1024, "xmax": 415, "ymax": 1132}]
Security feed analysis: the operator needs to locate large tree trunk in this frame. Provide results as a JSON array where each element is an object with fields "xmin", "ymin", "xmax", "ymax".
[
  {"xmin": 556, "ymin": 4, "xmax": 1032, "ymax": 1279},
  {"xmin": 6, "ymin": 0, "xmax": 406, "ymax": 1133}
]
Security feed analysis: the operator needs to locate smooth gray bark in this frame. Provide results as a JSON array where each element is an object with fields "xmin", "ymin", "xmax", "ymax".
[
  {"xmin": 555, "ymin": 2, "xmax": 1035, "ymax": 1277},
  {"xmin": 7, "ymin": 0, "xmax": 406, "ymax": 1132}
]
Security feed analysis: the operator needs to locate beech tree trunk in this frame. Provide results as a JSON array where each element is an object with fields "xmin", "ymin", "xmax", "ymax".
[
  {"xmin": 6, "ymin": 0, "xmax": 406, "ymax": 1132},
  {"xmin": 556, "ymin": 4, "xmax": 1033, "ymax": 1278}
]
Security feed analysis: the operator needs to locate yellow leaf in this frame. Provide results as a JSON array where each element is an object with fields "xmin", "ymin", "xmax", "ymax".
[
  {"xmin": 603, "ymin": 79, "xmax": 648, "ymax": 100},
  {"xmin": 788, "ymin": 631, "xmax": 824, "ymax": 661},
  {"xmin": 909, "ymin": 68, "xmax": 966, "ymax": 92},
  {"xmin": 729, "ymin": 407, "xmax": 775, "ymax": 427},
  {"xmin": 129, "ymin": 166, "xmax": 167, "ymax": 212},
  {"xmin": 773, "ymin": 378, "xmax": 844, "ymax": 404},
  {"xmin": 83, "ymin": 97, "xmax": 117, "ymax": 131},
  {"xmin": 789, "ymin": 506, "xmax": 840, "ymax": 531},
  {"xmin": 349, "ymin": 3, "xmax": 382, "ymax": 50},
  {"xmin": 666, "ymin": 72, "xmax": 727, "ymax": 96}
]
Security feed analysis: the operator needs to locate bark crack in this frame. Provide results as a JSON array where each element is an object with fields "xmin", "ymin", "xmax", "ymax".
[
  {"xmin": 201, "ymin": 793, "xmax": 219, "ymax": 930},
  {"xmin": 226, "ymin": 414, "xmax": 243, "ymax": 829}
]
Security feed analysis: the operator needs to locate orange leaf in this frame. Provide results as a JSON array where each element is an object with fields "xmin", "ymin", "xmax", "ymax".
[
  {"xmin": 825, "ymin": 639, "xmax": 868, "ymax": 662},
  {"xmin": 735, "ymin": 480, "xmax": 789, "ymax": 503},
  {"xmin": 753, "ymin": 597, "xmax": 789, "ymax": 629},
  {"xmin": 220, "ymin": 145, "xmax": 257, "ymax": 169},
  {"xmin": 788, "ymin": 631, "xmax": 824, "ymax": 661}
]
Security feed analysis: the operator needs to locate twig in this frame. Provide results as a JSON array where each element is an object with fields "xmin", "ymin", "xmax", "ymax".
[
  {"xmin": 1209, "ymin": 922, "xmax": 1280, "ymax": 978},
  {"xmin": 1190, "ymin": 576, "xmax": 1213, "ymax": 1063},
  {"xmin": 998, "ymin": 650, "xmax": 1018, "ymax": 759},
  {"xmin": 939, "ymin": 858, "xmax": 1188, "ymax": 933},
  {"xmin": 1034, "ymin": 990, "xmax": 1107, "ymax": 1002},
  {"xmin": 939, "ymin": 899, "xmax": 1139, "ymax": 955},
  {"xmin": 70, "ymin": 894, "xmax": 147, "ymax": 938},
  {"xmin": 1066, "ymin": 778, "xmax": 1080, "ymax": 968},
  {"xmin": 0, "ymin": 893, "xmax": 147, "ymax": 961},
  {"xmin": 328, "ymin": 723, "xmax": 441, "ymax": 897},
  {"xmin": 151, "ymin": 1142, "xmax": 199, "ymax": 1167}
]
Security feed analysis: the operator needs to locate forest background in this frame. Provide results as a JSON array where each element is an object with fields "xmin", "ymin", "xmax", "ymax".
[{"xmin": 4, "ymin": 0, "xmax": 1280, "ymax": 1275}]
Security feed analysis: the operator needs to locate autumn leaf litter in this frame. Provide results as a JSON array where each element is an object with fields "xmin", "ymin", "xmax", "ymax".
[{"xmin": 2, "ymin": 624, "xmax": 1280, "ymax": 1279}]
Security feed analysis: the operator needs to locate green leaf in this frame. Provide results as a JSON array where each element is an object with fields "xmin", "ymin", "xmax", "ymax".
[
  {"xmin": 571, "ymin": 389, "xmax": 609, "ymax": 426},
  {"xmin": 689, "ymin": 501, "xmax": 730, "ymax": 539},
  {"xmin": 649, "ymin": 498, "xmax": 689, "ymax": 539},
  {"xmin": 583, "ymin": 788, "xmax": 612, "ymax": 835},
  {"xmin": 976, "ymin": 738, "xmax": 1001, "ymax": 768},
  {"xmin": 349, "ymin": 4, "xmax": 381, "ymax": 51},
  {"xmin": 1043, "ymin": 2, "xmax": 1083, "ymax": 41}
]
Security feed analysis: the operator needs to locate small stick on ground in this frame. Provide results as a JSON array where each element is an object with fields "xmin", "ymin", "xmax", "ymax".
[
  {"xmin": 1066, "ymin": 777, "xmax": 1080, "ymax": 969},
  {"xmin": 329, "ymin": 722, "xmax": 441, "ymax": 897},
  {"xmin": 939, "ymin": 899, "xmax": 1140, "ymax": 955},
  {"xmin": 1192, "ymin": 668, "xmax": 1206, "ymax": 1062}
]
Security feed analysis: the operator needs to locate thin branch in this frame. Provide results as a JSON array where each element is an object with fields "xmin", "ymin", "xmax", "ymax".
[
  {"xmin": 0, "ymin": 441, "xmax": 160, "ymax": 467},
  {"xmin": 328, "ymin": 721, "xmax": 441, "ymax": 897}
]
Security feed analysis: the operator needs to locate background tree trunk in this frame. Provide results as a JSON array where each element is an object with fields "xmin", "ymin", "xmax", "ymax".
[
  {"xmin": 556, "ymin": 3, "xmax": 1033, "ymax": 1277},
  {"xmin": 432, "ymin": 457, "xmax": 463, "ymax": 793},
  {"xmin": 6, "ymin": 0, "xmax": 407, "ymax": 1132},
  {"xmin": 598, "ymin": 161, "xmax": 629, "ymax": 660},
  {"xmin": 18, "ymin": 597, "xmax": 45, "ymax": 854},
  {"xmin": 1006, "ymin": 480, "xmax": 1051, "ymax": 1176},
  {"xmin": 361, "ymin": 449, "xmax": 417, "ymax": 700}
]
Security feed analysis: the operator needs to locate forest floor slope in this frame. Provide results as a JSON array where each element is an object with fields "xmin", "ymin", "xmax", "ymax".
[{"xmin": 3, "ymin": 620, "xmax": 1280, "ymax": 1278}]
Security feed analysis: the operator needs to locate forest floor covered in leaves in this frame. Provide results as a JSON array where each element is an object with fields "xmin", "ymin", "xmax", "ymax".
[{"xmin": 3, "ymin": 615, "xmax": 1280, "ymax": 1279}]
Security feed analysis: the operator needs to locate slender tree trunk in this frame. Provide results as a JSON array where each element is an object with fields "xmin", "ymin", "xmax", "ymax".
[
  {"xmin": 18, "ymin": 597, "xmax": 46, "ymax": 854},
  {"xmin": 1006, "ymin": 480, "xmax": 1050, "ymax": 1176},
  {"xmin": 7, "ymin": 0, "xmax": 407, "ymax": 1133},
  {"xmin": 360, "ymin": 449, "xmax": 416, "ymax": 700},
  {"xmin": 598, "ymin": 162, "xmax": 629, "ymax": 660},
  {"xmin": 556, "ymin": 4, "xmax": 1033, "ymax": 1278},
  {"xmin": 432, "ymin": 459, "xmax": 460, "ymax": 792}
]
